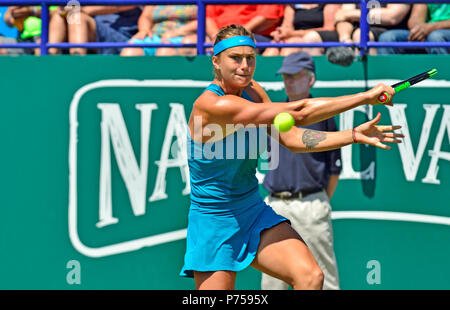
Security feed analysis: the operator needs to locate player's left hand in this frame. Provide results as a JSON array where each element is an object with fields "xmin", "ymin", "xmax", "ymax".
[{"xmin": 353, "ymin": 112, "xmax": 404, "ymax": 150}]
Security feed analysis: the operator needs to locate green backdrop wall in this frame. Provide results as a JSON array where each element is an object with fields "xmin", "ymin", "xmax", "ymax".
[{"xmin": 0, "ymin": 55, "xmax": 449, "ymax": 289}]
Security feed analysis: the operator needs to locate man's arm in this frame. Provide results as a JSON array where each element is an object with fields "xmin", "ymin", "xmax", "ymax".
[
  {"xmin": 334, "ymin": 4, "xmax": 360, "ymax": 24},
  {"xmin": 244, "ymin": 16, "xmax": 280, "ymax": 34},
  {"xmin": 4, "ymin": 7, "xmax": 16, "ymax": 27},
  {"xmin": 407, "ymin": 3, "xmax": 450, "ymax": 41},
  {"xmin": 205, "ymin": 5, "xmax": 221, "ymax": 41},
  {"xmin": 336, "ymin": 21, "xmax": 355, "ymax": 42},
  {"xmin": 279, "ymin": 5, "xmax": 295, "ymax": 30},
  {"xmin": 4, "ymin": 6, "xmax": 35, "ymax": 27},
  {"xmin": 132, "ymin": 6, "xmax": 154, "ymax": 39},
  {"xmin": 205, "ymin": 17, "xmax": 219, "ymax": 41},
  {"xmin": 423, "ymin": 19, "xmax": 450, "ymax": 33},
  {"xmin": 334, "ymin": 4, "xmax": 358, "ymax": 42},
  {"xmin": 408, "ymin": 4, "xmax": 428, "ymax": 29},
  {"xmin": 278, "ymin": 5, "xmax": 341, "ymax": 38},
  {"xmin": 161, "ymin": 20, "xmax": 197, "ymax": 40},
  {"xmin": 244, "ymin": 16, "xmax": 269, "ymax": 32},
  {"xmin": 245, "ymin": 5, "xmax": 284, "ymax": 34},
  {"xmin": 321, "ymin": 4, "xmax": 342, "ymax": 31},
  {"xmin": 368, "ymin": 4, "xmax": 411, "ymax": 26},
  {"xmin": 326, "ymin": 174, "xmax": 340, "ymax": 199}
]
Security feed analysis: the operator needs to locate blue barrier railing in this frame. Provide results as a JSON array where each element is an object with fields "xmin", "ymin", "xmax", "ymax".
[{"xmin": 0, "ymin": 0, "xmax": 449, "ymax": 55}]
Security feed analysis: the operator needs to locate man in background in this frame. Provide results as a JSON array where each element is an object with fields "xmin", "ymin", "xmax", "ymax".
[{"xmin": 262, "ymin": 52, "xmax": 341, "ymax": 290}]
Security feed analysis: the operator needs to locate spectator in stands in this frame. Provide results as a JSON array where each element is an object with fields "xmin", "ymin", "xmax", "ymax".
[
  {"xmin": 263, "ymin": 4, "xmax": 341, "ymax": 56},
  {"xmin": 4, "ymin": 6, "xmax": 39, "ymax": 55},
  {"xmin": 3, "ymin": 6, "xmax": 67, "ymax": 55},
  {"xmin": 0, "ymin": 36, "xmax": 24, "ymax": 55},
  {"xmin": 0, "ymin": 36, "xmax": 8, "ymax": 55},
  {"xmin": 0, "ymin": 8, "xmax": 20, "ymax": 55},
  {"xmin": 121, "ymin": 5, "xmax": 198, "ymax": 56},
  {"xmin": 378, "ymin": 3, "xmax": 450, "ymax": 55},
  {"xmin": 0, "ymin": 6, "xmax": 22, "ymax": 55},
  {"xmin": 334, "ymin": 3, "xmax": 411, "ymax": 55},
  {"xmin": 66, "ymin": 5, "xmax": 141, "ymax": 55},
  {"xmin": 205, "ymin": 5, "xmax": 285, "ymax": 53}
]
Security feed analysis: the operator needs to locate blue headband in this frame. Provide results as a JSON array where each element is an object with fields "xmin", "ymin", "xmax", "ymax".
[{"xmin": 213, "ymin": 36, "xmax": 256, "ymax": 56}]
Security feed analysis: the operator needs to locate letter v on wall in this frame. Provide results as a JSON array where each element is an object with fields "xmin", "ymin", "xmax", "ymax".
[{"xmin": 387, "ymin": 104, "xmax": 440, "ymax": 182}]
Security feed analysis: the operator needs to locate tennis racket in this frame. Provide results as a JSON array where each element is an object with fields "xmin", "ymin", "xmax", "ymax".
[{"xmin": 377, "ymin": 68, "xmax": 438, "ymax": 104}]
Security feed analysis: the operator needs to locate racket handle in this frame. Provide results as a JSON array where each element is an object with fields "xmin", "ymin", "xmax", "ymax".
[{"xmin": 377, "ymin": 92, "xmax": 390, "ymax": 104}]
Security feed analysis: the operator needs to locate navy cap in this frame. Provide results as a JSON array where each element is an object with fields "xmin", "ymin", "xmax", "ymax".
[{"xmin": 277, "ymin": 52, "xmax": 315, "ymax": 75}]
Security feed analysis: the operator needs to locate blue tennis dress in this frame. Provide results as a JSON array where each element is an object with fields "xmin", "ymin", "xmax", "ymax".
[{"xmin": 180, "ymin": 84, "xmax": 289, "ymax": 278}]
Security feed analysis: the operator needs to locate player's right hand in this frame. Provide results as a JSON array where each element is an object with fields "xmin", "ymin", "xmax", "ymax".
[{"xmin": 366, "ymin": 83, "xmax": 395, "ymax": 106}]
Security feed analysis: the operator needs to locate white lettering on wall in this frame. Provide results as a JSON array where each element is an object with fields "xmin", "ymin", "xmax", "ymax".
[
  {"xmin": 339, "ymin": 105, "xmax": 374, "ymax": 180},
  {"xmin": 97, "ymin": 103, "xmax": 157, "ymax": 228},
  {"xmin": 387, "ymin": 104, "xmax": 440, "ymax": 181},
  {"xmin": 423, "ymin": 105, "xmax": 450, "ymax": 184},
  {"xmin": 149, "ymin": 103, "xmax": 190, "ymax": 202}
]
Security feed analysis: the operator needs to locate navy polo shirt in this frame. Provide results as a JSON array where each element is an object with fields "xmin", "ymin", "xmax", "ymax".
[{"xmin": 263, "ymin": 99, "xmax": 342, "ymax": 194}]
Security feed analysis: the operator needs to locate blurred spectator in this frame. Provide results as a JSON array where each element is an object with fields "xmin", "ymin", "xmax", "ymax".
[
  {"xmin": 66, "ymin": 6, "xmax": 140, "ymax": 55},
  {"xmin": 205, "ymin": 5, "xmax": 285, "ymax": 53},
  {"xmin": 0, "ymin": 6, "xmax": 18, "ymax": 37},
  {"xmin": 1, "ymin": 6, "xmax": 22, "ymax": 55},
  {"xmin": 378, "ymin": 3, "xmax": 450, "ymax": 55},
  {"xmin": 263, "ymin": 4, "xmax": 341, "ymax": 56},
  {"xmin": 0, "ymin": 36, "xmax": 24, "ymax": 55},
  {"xmin": 4, "ymin": 6, "xmax": 67, "ymax": 55},
  {"xmin": 334, "ymin": 3, "xmax": 411, "ymax": 55},
  {"xmin": 121, "ymin": 5, "xmax": 198, "ymax": 56}
]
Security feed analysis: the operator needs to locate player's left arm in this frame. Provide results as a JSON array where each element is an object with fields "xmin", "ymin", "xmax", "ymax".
[
  {"xmin": 272, "ymin": 112, "xmax": 404, "ymax": 153},
  {"xmin": 275, "ymin": 126, "xmax": 354, "ymax": 153}
]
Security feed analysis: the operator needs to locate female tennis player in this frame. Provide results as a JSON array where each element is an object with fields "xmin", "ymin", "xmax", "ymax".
[{"xmin": 180, "ymin": 24, "xmax": 403, "ymax": 290}]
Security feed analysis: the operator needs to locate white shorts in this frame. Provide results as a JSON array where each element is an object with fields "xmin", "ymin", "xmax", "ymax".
[{"xmin": 262, "ymin": 190, "xmax": 340, "ymax": 290}]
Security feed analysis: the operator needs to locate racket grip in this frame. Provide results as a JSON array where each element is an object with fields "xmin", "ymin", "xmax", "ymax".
[{"xmin": 377, "ymin": 92, "xmax": 390, "ymax": 104}]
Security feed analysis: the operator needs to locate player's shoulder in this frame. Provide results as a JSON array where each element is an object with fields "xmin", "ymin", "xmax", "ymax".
[{"xmin": 193, "ymin": 86, "xmax": 223, "ymax": 113}]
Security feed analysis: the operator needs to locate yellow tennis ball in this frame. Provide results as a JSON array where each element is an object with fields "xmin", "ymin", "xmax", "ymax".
[{"xmin": 273, "ymin": 112, "xmax": 295, "ymax": 132}]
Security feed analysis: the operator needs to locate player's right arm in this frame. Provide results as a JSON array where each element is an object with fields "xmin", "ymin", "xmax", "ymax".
[
  {"xmin": 194, "ymin": 83, "xmax": 394, "ymax": 130},
  {"xmin": 194, "ymin": 91, "xmax": 288, "ymax": 128}
]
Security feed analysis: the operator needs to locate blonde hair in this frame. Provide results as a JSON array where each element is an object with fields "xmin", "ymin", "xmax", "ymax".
[
  {"xmin": 214, "ymin": 24, "xmax": 255, "ymax": 47},
  {"xmin": 212, "ymin": 24, "xmax": 255, "ymax": 77}
]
